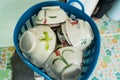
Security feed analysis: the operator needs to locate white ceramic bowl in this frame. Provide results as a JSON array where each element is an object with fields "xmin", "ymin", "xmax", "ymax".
[
  {"xmin": 45, "ymin": 47, "xmax": 83, "ymax": 79},
  {"xmin": 36, "ymin": 6, "xmax": 68, "ymax": 25},
  {"xmin": 47, "ymin": 23, "xmax": 61, "ymax": 27},
  {"xmin": 19, "ymin": 25, "xmax": 56, "ymax": 67},
  {"xmin": 61, "ymin": 64, "xmax": 81, "ymax": 80},
  {"xmin": 61, "ymin": 23, "xmax": 72, "ymax": 45},
  {"xmin": 65, "ymin": 18, "xmax": 94, "ymax": 51},
  {"xmin": 56, "ymin": 27, "xmax": 69, "ymax": 47}
]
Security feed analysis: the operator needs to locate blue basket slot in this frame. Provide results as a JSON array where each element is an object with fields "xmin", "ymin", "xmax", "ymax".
[
  {"xmin": 23, "ymin": 23, "xmax": 28, "ymax": 30},
  {"xmin": 29, "ymin": 18, "xmax": 34, "ymax": 27}
]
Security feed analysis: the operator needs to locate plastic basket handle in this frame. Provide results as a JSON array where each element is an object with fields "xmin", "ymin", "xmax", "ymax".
[{"xmin": 66, "ymin": 0, "xmax": 84, "ymax": 12}]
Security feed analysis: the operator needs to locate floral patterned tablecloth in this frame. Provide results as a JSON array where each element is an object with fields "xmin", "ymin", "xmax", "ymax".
[
  {"xmin": 89, "ymin": 15, "xmax": 120, "ymax": 80},
  {"xmin": 0, "ymin": 47, "xmax": 15, "ymax": 80},
  {"xmin": 89, "ymin": 34, "xmax": 120, "ymax": 80},
  {"xmin": 0, "ymin": 15, "xmax": 120, "ymax": 80}
]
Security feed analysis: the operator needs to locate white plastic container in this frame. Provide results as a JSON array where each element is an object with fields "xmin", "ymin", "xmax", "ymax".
[{"xmin": 107, "ymin": 0, "xmax": 120, "ymax": 21}]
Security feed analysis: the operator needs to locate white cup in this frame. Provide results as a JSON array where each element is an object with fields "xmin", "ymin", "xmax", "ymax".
[
  {"xmin": 19, "ymin": 25, "xmax": 56, "ymax": 67},
  {"xmin": 45, "ymin": 47, "xmax": 83, "ymax": 79}
]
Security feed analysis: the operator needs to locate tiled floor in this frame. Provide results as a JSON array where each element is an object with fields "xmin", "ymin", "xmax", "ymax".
[{"xmin": 0, "ymin": 15, "xmax": 120, "ymax": 80}]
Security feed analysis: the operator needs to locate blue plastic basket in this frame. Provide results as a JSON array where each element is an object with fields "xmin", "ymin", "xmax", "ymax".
[{"xmin": 13, "ymin": 1, "xmax": 100, "ymax": 80}]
